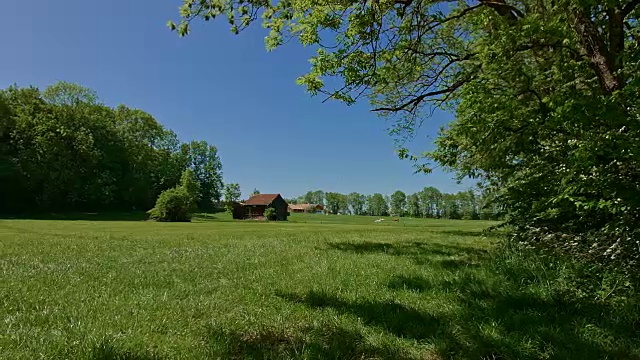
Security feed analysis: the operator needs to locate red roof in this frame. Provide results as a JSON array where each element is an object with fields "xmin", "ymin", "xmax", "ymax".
[{"xmin": 243, "ymin": 194, "xmax": 282, "ymax": 206}]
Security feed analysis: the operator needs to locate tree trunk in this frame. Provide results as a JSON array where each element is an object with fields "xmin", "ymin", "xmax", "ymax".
[{"xmin": 572, "ymin": 7, "xmax": 622, "ymax": 94}]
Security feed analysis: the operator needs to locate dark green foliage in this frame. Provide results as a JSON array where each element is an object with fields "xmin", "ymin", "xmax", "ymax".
[
  {"xmin": 390, "ymin": 190, "xmax": 407, "ymax": 216},
  {"xmin": 147, "ymin": 187, "xmax": 193, "ymax": 222},
  {"xmin": 0, "ymin": 82, "xmax": 223, "ymax": 215}
]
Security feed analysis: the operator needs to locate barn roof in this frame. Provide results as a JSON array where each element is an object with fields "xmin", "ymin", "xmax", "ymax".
[{"xmin": 243, "ymin": 194, "xmax": 282, "ymax": 206}]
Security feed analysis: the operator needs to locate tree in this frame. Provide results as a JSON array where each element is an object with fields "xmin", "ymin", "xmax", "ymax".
[
  {"xmin": 406, "ymin": 193, "xmax": 421, "ymax": 218},
  {"xmin": 223, "ymin": 183, "xmax": 241, "ymax": 213},
  {"xmin": 42, "ymin": 81, "xmax": 100, "ymax": 106},
  {"xmin": 183, "ymin": 140, "xmax": 223, "ymax": 210},
  {"xmin": 303, "ymin": 190, "xmax": 325, "ymax": 205},
  {"xmin": 390, "ymin": 190, "xmax": 407, "ymax": 216},
  {"xmin": 367, "ymin": 193, "xmax": 389, "ymax": 217},
  {"xmin": 181, "ymin": 169, "xmax": 199, "ymax": 206},
  {"xmin": 347, "ymin": 192, "xmax": 367, "ymax": 215},
  {"xmin": 224, "ymin": 183, "xmax": 241, "ymax": 203},
  {"xmin": 419, "ymin": 187, "xmax": 442, "ymax": 218},
  {"xmin": 325, "ymin": 192, "xmax": 348, "ymax": 214},
  {"xmin": 173, "ymin": 0, "xmax": 640, "ymax": 270},
  {"xmin": 251, "ymin": 188, "xmax": 260, "ymax": 196}
]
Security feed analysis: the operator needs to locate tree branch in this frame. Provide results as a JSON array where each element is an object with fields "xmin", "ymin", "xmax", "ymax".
[
  {"xmin": 572, "ymin": 7, "xmax": 622, "ymax": 94},
  {"xmin": 479, "ymin": 0, "xmax": 525, "ymax": 20},
  {"xmin": 371, "ymin": 76, "xmax": 470, "ymax": 113}
]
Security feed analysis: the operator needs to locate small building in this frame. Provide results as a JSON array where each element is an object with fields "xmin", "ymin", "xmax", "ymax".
[
  {"xmin": 236, "ymin": 194, "xmax": 288, "ymax": 221},
  {"xmin": 288, "ymin": 203, "xmax": 325, "ymax": 213}
]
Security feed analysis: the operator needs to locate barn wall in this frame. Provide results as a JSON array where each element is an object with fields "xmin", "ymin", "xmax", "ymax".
[{"xmin": 271, "ymin": 196, "xmax": 288, "ymax": 221}]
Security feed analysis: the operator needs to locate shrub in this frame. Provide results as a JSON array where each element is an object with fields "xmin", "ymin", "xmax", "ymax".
[
  {"xmin": 264, "ymin": 207, "xmax": 276, "ymax": 221},
  {"xmin": 147, "ymin": 187, "xmax": 193, "ymax": 222}
]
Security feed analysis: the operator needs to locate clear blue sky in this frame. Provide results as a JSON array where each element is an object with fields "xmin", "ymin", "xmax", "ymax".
[{"xmin": 0, "ymin": 0, "xmax": 468, "ymax": 199}]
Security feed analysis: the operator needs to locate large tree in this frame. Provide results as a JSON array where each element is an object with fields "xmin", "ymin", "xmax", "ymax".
[
  {"xmin": 390, "ymin": 190, "xmax": 407, "ymax": 216},
  {"xmin": 325, "ymin": 192, "xmax": 348, "ymax": 214},
  {"xmin": 182, "ymin": 140, "xmax": 224, "ymax": 210},
  {"xmin": 406, "ymin": 193, "xmax": 422, "ymax": 218},
  {"xmin": 367, "ymin": 193, "xmax": 389, "ymax": 217},
  {"xmin": 173, "ymin": 0, "xmax": 640, "ymax": 268},
  {"xmin": 347, "ymin": 192, "xmax": 367, "ymax": 215},
  {"xmin": 303, "ymin": 190, "xmax": 325, "ymax": 205}
]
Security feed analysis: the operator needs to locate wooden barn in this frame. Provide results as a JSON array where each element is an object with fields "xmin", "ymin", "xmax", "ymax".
[{"xmin": 235, "ymin": 194, "xmax": 288, "ymax": 221}]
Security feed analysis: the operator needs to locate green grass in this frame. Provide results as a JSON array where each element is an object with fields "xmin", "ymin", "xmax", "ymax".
[{"xmin": 0, "ymin": 213, "xmax": 638, "ymax": 359}]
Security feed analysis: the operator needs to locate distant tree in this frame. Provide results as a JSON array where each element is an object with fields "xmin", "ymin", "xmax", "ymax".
[
  {"xmin": 285, "ymin": 198, "xmax": 297, "ymax": 204},
  {"xmin": 223, "ymin": 183, "xmax": 241, "ymax": 213},
  {"xmin": 303, "ymin": 190, "xmax": 325, "ymax": 205},
  {"xmin": 442, "ymin": 193, "xmax": 461, "ymax": 220},
  {"xmin": 406, "ymin": 193, "xmax": 421, "ymax": 218},
  {"xmin": 224, "ymin": 183, "xmax": 241, "ymax": 203},
  {"xmin": 182, "ymin": 140, "xmax": 223, "ymax": 210},
  {"xmin": 367, "ymin": 193, "xmax": 388, "ymax": 217},
  {"xmin": 390, "ymin": 190, "xmax": 407, "ymax": 216},
  {"xmin": 419, "ymin": 187, "xmax": 442, "ymax": 218},
  {"xmin": 458, "ymin": 190, "xmax": 479, "ymax": 220},
  {"xmin": 251, "ymin": 188, "xmax": 260, "ymax": 196},
  {"xmin": 325, "ymin": 192, "xmax": 346, "ymax": 214},
  {"xmin": 347, "ymin": 192, "xmax": 367, "ymax": 215}
]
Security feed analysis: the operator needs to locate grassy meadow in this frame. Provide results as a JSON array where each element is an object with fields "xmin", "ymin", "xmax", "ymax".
[{"xmin": 0, "ymin": 213, "xmax": 638, "ymax": 359}]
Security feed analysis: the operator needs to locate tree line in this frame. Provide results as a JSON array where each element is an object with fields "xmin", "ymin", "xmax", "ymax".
[
  {"xmin": 0, "ymin": 82, "xmax": 223, "ymax": 214},
  {"xmin": 287, "ymin": 188, "xmax": 501, "ymax": 220}
]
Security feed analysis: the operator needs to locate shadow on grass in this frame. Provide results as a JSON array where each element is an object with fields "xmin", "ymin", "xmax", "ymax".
[
  {"xmin": 277, "ymin": 291, "xmax": 450, "ymax": 341},
  {"xmin": 204, "ymin": 323, "xmax": 413, "ymax": 360},
  {"xmin": 278, "ymin": 285, "xmax": 639, "ymax": 359},
  {"xmin": 431, "ymin": 229, "xmax": 504, "ymax": 239},
  {"xmin": 327, "ymin": 241, "xmax": 489, "ymax": 266},
  {"xmin": 0, "ymin": 212, "xmax": 148, "ymax": 221}
]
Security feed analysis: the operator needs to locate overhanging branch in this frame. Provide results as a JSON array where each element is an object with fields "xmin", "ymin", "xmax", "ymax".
[{"xmin": 371, "ymin": 76, "xmax": 470, "ymax": 113}]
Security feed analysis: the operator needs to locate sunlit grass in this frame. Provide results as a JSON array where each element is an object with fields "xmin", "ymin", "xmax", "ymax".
[{"xmin": 0, "ymin": 214, "xmax": 637, "ymax": 359}]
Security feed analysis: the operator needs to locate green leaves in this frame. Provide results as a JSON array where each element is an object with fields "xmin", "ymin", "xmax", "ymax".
[{"xmin": 0, "ymin": 83, "xmax": 225, "ymax": 214}]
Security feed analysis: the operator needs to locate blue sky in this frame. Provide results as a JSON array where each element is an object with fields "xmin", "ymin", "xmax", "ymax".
[{"xmin": 0, "ymin": 0, "xmax": 468, "ymax": 199}]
